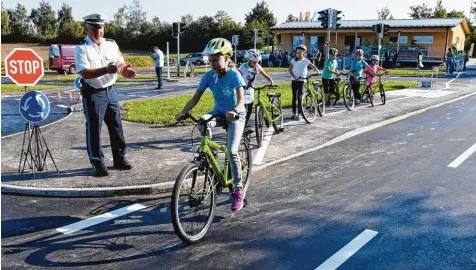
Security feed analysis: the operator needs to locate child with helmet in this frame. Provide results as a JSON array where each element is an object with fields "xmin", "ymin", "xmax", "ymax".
[
  {"xmin": 322, "ymin": 47, "xmax": 340, "ymax": 106},
  {"xmin": 176, "ymin": 38, "xmax": 247, "ymax": 211},
  {"xmin": 288, "ymin": 44, "xmax": 320, "ymax": 120},
  {"xmin": 238, "ymin": 49, "xmax": 275, "ymax": 126},
  {"xmin": 363, "ymin": 55, "xmax": 388, "ymax": 91},
  {"xmin": 349, "ymin": 49, "xmax": 372, "ymax": 105}
]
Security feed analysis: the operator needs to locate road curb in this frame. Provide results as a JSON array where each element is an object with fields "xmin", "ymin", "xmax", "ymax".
[{"xmin": 2, "ymin": 90, "xmax": 475, "ymax": 198}]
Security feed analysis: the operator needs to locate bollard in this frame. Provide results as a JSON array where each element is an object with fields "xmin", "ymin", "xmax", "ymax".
[{"xmin": 57, "ymin": 90, "xmax": 62, "ymax": 99}]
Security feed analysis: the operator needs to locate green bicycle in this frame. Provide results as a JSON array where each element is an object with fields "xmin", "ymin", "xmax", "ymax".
[
  {"xmin": 171, "ymin": 113, "xmax": 252, "ymax": 244},
  {"xmin": 366, "ymin": 72, "xmax": 387, "ymax": 105},
  {"xmin": 254, "ymin": 84, "xmax": 284, "ymax": 147},
  {"xmin": 340, "ymin": 72, "xmax": 370, "ymax": 110},
  {"xmin": 299, "ymin": 74, "xmax": 323, "ymax": 123}
]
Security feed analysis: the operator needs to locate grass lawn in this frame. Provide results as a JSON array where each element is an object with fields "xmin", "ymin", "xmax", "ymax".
[
  {"xmin": 122, "ymin": 80, "xmax": 417, "ymax": 125},
  {"xmin": 386, "ymin": 69, "xmax": 440, "ymax": 76},
  {"xmin": 1, "ymin": 84, "xmax": 65, "ymax": 93}
]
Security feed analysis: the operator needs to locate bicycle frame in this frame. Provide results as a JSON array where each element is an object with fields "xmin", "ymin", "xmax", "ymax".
[{"xmin": 255, "ymin": 88, "xmax": 281, "ymax": 124}]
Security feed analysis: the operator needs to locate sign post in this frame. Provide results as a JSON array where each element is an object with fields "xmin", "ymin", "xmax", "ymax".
[
  {"xmin": 4, "ymin": 48, "xmax": 58, "ymax": 175},
  {"xmin": 232, "ymin": 35, "xmax": 240, "ymax": 63}
]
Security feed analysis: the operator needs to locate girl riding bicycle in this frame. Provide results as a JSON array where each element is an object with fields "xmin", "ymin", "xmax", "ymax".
[
  {"xmin": 288, "ymin": 44, "xmax": 320, "ymax": 120},
  {"xmin": 349, "ymin": 49, "xmax": 372, "ymax": 105},
  {"xmin": 176, "ymin": 38, "xmax": 247, "ymax": 212},
  {"xmin": 238, "ymin": 49, "xmax": 275, "ymax": 126},
  {"xmin": 364, "ymin": 55, "xmax": 388, "ymax": 88},
  {"xmin": 322, "ymin": 48, "xmax": 340, "ymax": 106}
]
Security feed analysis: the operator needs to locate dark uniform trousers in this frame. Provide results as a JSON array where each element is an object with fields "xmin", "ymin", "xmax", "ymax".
[{"xmin": 81, "ymin": 82, "xmax": 126, "ymax": 166}]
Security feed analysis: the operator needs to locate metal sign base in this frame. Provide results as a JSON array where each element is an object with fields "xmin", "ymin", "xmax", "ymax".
[{"xmin": 18, "ymin": 122, "xmax": 59, "ymax": 177}]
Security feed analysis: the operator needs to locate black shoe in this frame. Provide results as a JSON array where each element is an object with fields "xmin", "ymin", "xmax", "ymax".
[
  {"xmin": 93, "ymin": 163, "xmax": 109, "ymax": 177},
  {"xmin": 325, "ymin": 101, "xmax": 331, "ymax": 106},
  {"xmin": 113, "ymin": 159, "xmax": 132, "ymax": 170},
  {"xmin": 155, "ymin": 87, "xmax": 162, "ymax": 90}
]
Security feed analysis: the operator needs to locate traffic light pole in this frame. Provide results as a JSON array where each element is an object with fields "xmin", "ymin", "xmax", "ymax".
[
  {"xmin": 377, "ymin": 22, "xmax": 383, "ymax": 59},
  {"xmin": 253, "ymin": 29, "xmax": 258, "ymax": 49},
  {"xmin": 325, "ymin": 8, "xmax": 332, "ymax": 59},
  {"xmin": 177, "ymin": 22, "xmax": 180, "ymax": 77}
]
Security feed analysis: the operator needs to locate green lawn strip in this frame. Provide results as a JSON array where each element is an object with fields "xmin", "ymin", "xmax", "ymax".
[
  {"xmin": 122, "ymin": 80, "xmax": 417, "ymax": 125},
  {"xmin": 1, "ymin": 84, "xmax": 65, "ymax": 93},
  {"xmin": 387, "ymin": 69, "xmax": 440, "ymax": 76}
]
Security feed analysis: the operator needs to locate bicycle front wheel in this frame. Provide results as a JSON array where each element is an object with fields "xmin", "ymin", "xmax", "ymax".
[
  {"xmin": 379, "ymin": 84, "xmax": 386, "ymax": 105},
  {"xmin": 316, "ymin": 88, "xmax": 325, "ymax": 116},
  {"xmin": 171, "ymin": 162, "xmax": 216, "ymax": 244},
  {"xmin": 239, "ymin": 138, "xmax": 252, "ymax": 196},
  {"xmin": 301, "ymin": 91, "xmax": 317, "ymax": 123},
  {"xmin": 343, "ymin": 85, "xmax": 355, "ymax": 111},
  {"xmin": 255, "ymin": 105, "xmax": 265, "ymax": 147},
  {"xmin": 271, "ymin": 97, "xmax": 284, "ymax": 133}
]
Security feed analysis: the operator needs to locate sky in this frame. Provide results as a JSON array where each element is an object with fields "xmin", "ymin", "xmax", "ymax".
[{"xmin": 3, "ymin": 0, "xmax": 474, "ymax": 24}]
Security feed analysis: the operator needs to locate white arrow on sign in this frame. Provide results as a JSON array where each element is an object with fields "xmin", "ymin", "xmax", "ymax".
[{"xmin": 21, "ymin": 96, "xmax": 32, "ymax": 111}]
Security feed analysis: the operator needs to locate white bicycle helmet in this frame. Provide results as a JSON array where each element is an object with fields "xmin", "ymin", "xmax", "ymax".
[
  {"xmin": 355, "ymin": 49, "xmax": 364, "ymax": 56},
  {"xmin": 370, "ymin": 55, "xmax": 379, "ymax": 61},
  {"xmin": 246, "ymin": 49, "xmax": 262, "ymax": 61},
  {"xmin": 296, "ymin": 44, "xmax": 307, "ymax": 51}
]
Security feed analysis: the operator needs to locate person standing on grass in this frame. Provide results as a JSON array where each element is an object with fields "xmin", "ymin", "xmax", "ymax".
[
  {"xmin": 151, "ymin": 46, "xmax": 164, "ymax": 89},
  {"xmin": 74, "ymin": 13, "xmax": 136, "ymax": 177}
]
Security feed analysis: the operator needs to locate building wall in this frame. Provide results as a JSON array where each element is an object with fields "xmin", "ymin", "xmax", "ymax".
[
  {"xmin": 451, "ymin": 24, "xmax": 466, "ymax": 50},
  {"xmin": 277, "ymin": 28, "xmax": 454, "ymax": 58}
]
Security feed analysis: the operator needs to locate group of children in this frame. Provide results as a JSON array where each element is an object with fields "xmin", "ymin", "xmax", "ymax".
[{"xmin": 176, "ymin": 37, "xmax": 388, "ymax": 212}]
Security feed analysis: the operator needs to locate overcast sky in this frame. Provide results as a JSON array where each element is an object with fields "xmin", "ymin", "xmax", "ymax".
[{"xmin": 4, "ymin": 0, "xmax": 474, "ymax": 24}]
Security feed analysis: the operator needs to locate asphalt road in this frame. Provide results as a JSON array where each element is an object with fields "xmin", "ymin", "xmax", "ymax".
[{"xmin": 3, "ymin": 94, "xmax": 476, "ymax": 269}]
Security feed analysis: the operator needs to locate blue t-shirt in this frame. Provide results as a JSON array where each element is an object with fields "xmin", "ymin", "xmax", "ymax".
[
  {"xmin": 350, "ymin": 59, "xmax": 368, "ymax": 78},
  {"xmin": 198, "ymin": 69, "xmax": 246, "ymax": 114}
]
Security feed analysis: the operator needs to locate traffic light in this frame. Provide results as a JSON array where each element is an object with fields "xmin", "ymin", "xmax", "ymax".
[
  {"xmin": 383, "ymin": 24, "xmax": 390, "ymax": 37},
  {"xmin": 372, "ymin": 24, "xmax": 382, "ymax": 35},
  {"xmin": 172, "ymin": 22, "xmax": 179, "ymax": 38},
  {"xmin": 332, "ymin": 9, "xmax": 342, "ymax": 29},
  {"xmin": 318, "ymin": 9, "xmax": 330, "ymax": 29}
]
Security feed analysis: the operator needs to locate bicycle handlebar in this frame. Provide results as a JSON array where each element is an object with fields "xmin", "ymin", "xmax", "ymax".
[
  {"xmin": 179, "ymin": 113, "xmax": 238, "ymax": 125},
  {"xmin": 297, "ymin": 73, "xmax": 321, "ymax": 80},
  {"xmin": 253, "ymin": 84, "xmax": 278, "ymax": 91}
]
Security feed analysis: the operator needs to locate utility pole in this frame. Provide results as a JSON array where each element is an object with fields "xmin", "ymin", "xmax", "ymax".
[
  {"xmin": 253, "ymin": 29, "xmax": 259, "ymax": 49},
  {"xmin": 177, "ymin": 22, "xmax": 180, "ymax": 77}
]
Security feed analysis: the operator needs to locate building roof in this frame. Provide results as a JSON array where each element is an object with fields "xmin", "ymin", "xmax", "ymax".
[{"xmin": 271, "ymin": 18, "xmax": 467, "ymax": 30}]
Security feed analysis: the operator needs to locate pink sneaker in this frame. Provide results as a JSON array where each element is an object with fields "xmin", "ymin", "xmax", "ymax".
[{"xmin": 231, "ymin": 190, "xmax": 244, "ymax": 211}]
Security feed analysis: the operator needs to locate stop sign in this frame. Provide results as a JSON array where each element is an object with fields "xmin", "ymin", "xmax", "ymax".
[{"xmin": 4, "ymin": 48, "xmax": 44, "ymax": 86}]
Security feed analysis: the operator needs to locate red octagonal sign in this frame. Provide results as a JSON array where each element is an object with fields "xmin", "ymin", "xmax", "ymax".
[{"xmin": 4, "ymin": 48, "xmax": 44, "ymax": 86}]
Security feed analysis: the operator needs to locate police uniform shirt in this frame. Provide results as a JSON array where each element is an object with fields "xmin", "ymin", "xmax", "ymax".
[{"xmin": 74, "ymin": 36, "xmax": 125, "ymax": 89}]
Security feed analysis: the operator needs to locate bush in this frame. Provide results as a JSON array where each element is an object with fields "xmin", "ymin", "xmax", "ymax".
[{"xmin": 124, "ymin": 55, "xmax": 155, "ymax": 67}]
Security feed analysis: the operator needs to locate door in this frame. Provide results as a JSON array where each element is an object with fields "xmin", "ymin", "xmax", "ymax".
[{"xmin": 345, "ymin": 36, "xmax": 356, "ymax": 52}]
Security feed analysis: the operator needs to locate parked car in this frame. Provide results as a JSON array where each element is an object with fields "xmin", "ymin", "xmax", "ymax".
[
  {"xmin": 180, "ymin": 53, "xmax": 208, "ymax": 66},
  {"xmin": 49, "ymin": 44, "xmax": 77, "ymax": 74}
]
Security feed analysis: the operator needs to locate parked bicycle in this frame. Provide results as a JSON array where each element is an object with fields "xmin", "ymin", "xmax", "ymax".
[
  {"xmin": 171, "ymin": 113, "xmax": 252, "ymax": 244},
  {"xmin": 299, "ymin": 74, "xmax": 323, "ymax": 123},
  {"xmin": 254, "ymin": 84, "xmax": 284, "ymax": 147},
  {"xmin": 367, "ymin": 72, "xmax": 388, "ymax": 106}
]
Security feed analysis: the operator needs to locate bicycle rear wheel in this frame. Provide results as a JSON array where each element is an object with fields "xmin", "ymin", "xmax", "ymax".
[
  {"xmin": 379, "ymin": 84, "xmax": 386, "ymax": 105},
  {"xmin": 171, "ymin": 162, "xmax": 216, "ymax": 244},
  {"xmin": 239, "ymin": 138, "xmax": 252, "ymax": 196},
  {"xmin": 363, "ymin": 86, "xmax": 374, "ymax": 107},
  {"xmin": 343, "ymin": 85, "xmax": 355, "ymax": 111},
  {"xmin": 271, "ymin": 97, "xmax": 284, "ymax": 133},
  {"xmin": 316, "ymin": 88, "xmax": 325, "ymax": 116},
  {"xmin": 301, "ymin": 91, "xmax": 317, "ymax": 123},
  {"xmin": 255, "ymin": 105, "xmax": 265, "ymax": 147}
]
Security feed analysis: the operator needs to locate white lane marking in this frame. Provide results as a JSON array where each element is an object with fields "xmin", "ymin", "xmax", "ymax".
[
  {"xmin": 252, "ymin": 126, "xmax": 275, "ymax": 165},
  {"xmin": 315, "ymin": 229, "xmax": 378, "ymax": 270},
  {"xmin": 56, "ymin": 104, "xmax": 69, "ymax": 108},
  {"xmin": 255, "ymin": 91, "xmax": 476, "ymax": 172},
  {"xmin": 448, "ymin": 142, "xmax": 476, "ymax": 168},
  {"xmin": 56, "ymin": 203, "xmax": 147, "ymax": 234},
  {"xmin": 446, "ymin": 72, "xmax": 462, "ymax": 87}
]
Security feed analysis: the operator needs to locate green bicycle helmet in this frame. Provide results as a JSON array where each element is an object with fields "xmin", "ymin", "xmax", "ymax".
[
  {"xmin": 329, "ymin": 48, "xmax": 338, "ymax": 55},
  {"xmin": 202, "ymin": 38, "xmax": 233, "ymax": 56}
]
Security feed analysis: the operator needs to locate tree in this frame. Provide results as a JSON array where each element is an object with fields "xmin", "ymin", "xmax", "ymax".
[
  {"xmin": 7, "ymin": 4, "xmax": 29, "ymax": 35},
  {"xmin": 125, "ymin": 0, "xmax": 147, "ymax": 34},
  {"xmin": 214, "ymin": 10, "xmax": 232, "ymax": 26},
  {"xmin": 30, "ymin": 0, "xmax": 57, "ymax": 35},
  {"xmin": 433, "ymin": 0, "xmax": 448, "ymax": 18},
  {"xmin": 285, "ymin": 14, "xmax": 298, "ymax": 22},
  {"xmin": 1, "ymin": 3, "xmax": 10, "ymax": 35},
  {"xmin": 181, "ymin": 13, "xmax": 193, "ymax": 26},
  {"xmin": 409, "ymin": 3, "xmax": 433, "ymax": 19},
  {"xmin": 447, "ymin": 10, "xmax": 465, "ymax": 18},
  {"xmin": 377, "ymin": 6, "xmax": 394, "ymax": 20},
  {"xmin": 57, "ymin": 20, "xmax": 83, "ymax": 40},
  {"xmin": 245, "ymin": 1, "xmax": 277, "ymax": 29},
  {"xmin": 113, "ymin": 5, "xmax": 127, "ymax": 29},
  {"xmin": 57, "ymin": 2, "xmax": 73, "ymax": 31},
  {"xmin": 244, "ymin": 19, "xmax": 269, "ymax": 49}
]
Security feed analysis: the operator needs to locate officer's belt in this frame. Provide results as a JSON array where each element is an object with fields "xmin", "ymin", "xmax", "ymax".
[{"xmin": 80, "ymin": 78, "xmax": 113, "ymax": 92}]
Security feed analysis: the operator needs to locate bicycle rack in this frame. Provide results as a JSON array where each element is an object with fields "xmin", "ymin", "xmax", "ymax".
[{"xmin": 417, "ymin": 67, "xmax": 438, "ymax": 89}]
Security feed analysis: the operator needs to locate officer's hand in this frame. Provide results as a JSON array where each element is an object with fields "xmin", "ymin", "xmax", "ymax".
[
  {"xmin": 121, "ymin": 64, "xmax": 136, "ymax": 79},
  {"xmin": 106, "ymin": 62, "xmax": 118, "ymax": 74}
]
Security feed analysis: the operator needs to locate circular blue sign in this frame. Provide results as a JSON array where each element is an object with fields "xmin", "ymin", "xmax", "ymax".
[
  {"xmin": 74, "ymin": 76, "xmax": 82, "ymax": 90},
  {"xmin": 19, "ymin": 91, "xmax": 50, "ymax": 123}
]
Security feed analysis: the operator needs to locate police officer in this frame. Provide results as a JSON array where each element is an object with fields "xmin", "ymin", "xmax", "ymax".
[{"xmin": 74, "ymin": 13, "xmax": 136, "ymax": 177}]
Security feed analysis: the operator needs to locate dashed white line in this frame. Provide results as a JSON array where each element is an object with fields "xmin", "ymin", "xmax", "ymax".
[
  {"xmin": 56, "ymin": 203, "xmax": 147, "ymax": 234},
  {"xmin": 252, "ymin": 126, "xmax": 275, "ymax": 165},
  {"xmin": 315, "ymin": 229, "xmax": 378, "ymax": 270},
  {"xmin": 448, "ymin": 142, "xmax": 476, "ymax": 168}
]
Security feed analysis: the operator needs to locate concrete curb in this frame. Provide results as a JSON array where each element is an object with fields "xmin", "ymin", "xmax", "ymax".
[{"xmin": 2, "ymin": 89, "xmax": 475, "ymax": 198}]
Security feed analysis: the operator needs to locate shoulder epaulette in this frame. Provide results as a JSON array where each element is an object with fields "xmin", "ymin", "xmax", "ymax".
[
  {"xmin": 105, "ymin": 38, "xmax": 115, "ymax": 42},
  {"xmin": 79, "ymin": 38, "xmax": 87, "ymax": 45}
]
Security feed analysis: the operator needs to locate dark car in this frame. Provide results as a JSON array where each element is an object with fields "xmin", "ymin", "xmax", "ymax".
[{"xmin": 49, "ymin": 44, "xmax": 77, "ymax": 74}]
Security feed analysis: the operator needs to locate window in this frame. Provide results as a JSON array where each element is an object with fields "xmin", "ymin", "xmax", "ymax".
[
  {"xmin": 292, "ymin": 36, "xmax": 304, "ymax": 48},
  {"xmin": 309, "ymin": 36, "xmax": 318, "ymax": 55},
  {"xmin": 400, "ymin": 36, "xmax": 408, "ymax": 44},
  {"xmin": 389, "ymin": 36, "xmax": 408, "ymax": 44},
  {"xmin": 49, "ymin": 47, "xmax": 60, "ymax": 58},
  {"xmin": 413, "ymin": 36, "xmax": 433, "ymax": 44}
]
